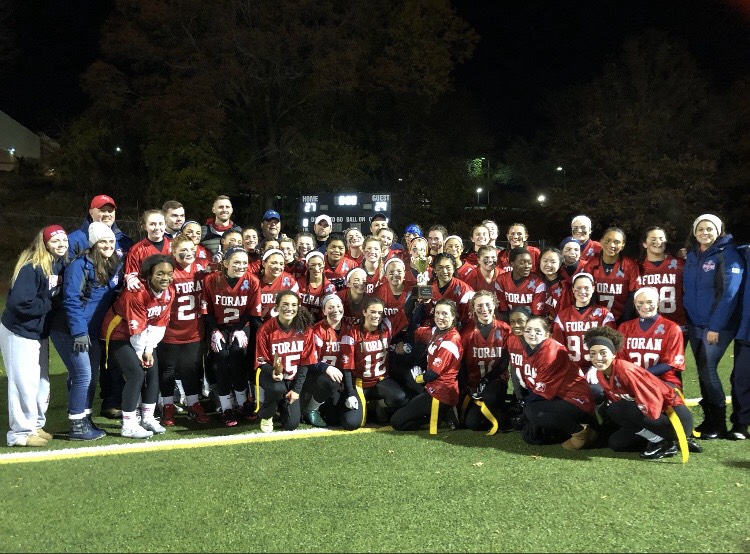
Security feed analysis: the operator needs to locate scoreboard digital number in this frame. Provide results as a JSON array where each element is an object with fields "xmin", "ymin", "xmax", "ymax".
[{"xmin": 300, "ymin": 193, "xmax": 392, "ymax": 233}]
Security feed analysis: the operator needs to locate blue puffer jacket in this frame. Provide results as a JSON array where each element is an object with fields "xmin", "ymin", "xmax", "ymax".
[
  {"xmin": 67, "ymin": 219, "xmax": 134, "ymax": 259},
  {"xmin": 683, "ymin": 234, "xmax": 744, "ymax": 333},
  {"xmin": 60, "ymin": 254, "xmax": 123, "ymax": 339}
]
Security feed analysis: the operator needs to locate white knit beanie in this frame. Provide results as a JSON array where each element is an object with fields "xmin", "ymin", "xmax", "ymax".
[
  {"xmin": 692, "ymin": 214, "xmax": 723, "ymax": 235},
  {"xmin": 88, "ymin": 221, "xmax": 116, "ymax": 246}
]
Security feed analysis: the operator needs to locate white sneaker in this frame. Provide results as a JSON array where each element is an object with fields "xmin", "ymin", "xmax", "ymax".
[
  {"xmin": 260, "ymin": 418, "xmax": 274, "ymax": 433},
  {"xmin": 141, "ymin": 418, "xmax": 166, "ymax": 434},
  {"xmin": 121, "ymin": 425, "xmax": 154, "ymax": 439}
]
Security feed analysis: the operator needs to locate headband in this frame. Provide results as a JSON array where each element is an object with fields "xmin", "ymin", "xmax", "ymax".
[
  {"xmin": 443, "ymin": 235, "xmax": 463, "ymax": 246},
  {"xmin": 571, "ymin": 272, "xmax": 595, "ymax": 286},
  {"xmin": 346, "ymin": 267, "xmax": 367, "ymax": 285},
  {"xmin": 586, "ymin": 336, "xmax": 616, "ymax": 354},
  {"xmin": 304, "ymin": 250, "xmax": 325, "ymax": 263},
  {"xmin": 320, "ymin": 293, "xmax": 340, "ymax": 309},
  {"xmin": 634, "ymin": 287, "xmax": 659, "ymax": 304},
  {"xmin": 262, "ymin": 248, "xmax": 284, "ymax": 261}
]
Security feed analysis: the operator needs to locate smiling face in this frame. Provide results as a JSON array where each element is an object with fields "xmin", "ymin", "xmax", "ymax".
[
  {"xmin": 572, "ymin": 276, "xmax": 594, "ymax": 306},
  {"xmin": 277, "ymin": 293, "xmax": 299, "ymax": 326},
  {"xmin": 279, "ymin": 240, "xmax": 296, "ymax": 263},
  {"xmin": 433, "ymin": 258, "xmax": 455, "ymax": 286},
  {"xmin": 643, "ymin": 229, "xmax": 667, "ymax": 260},
  {"xmin": 364, "ymin": 239, "xmax": 382, "ymax": 264},
  {"xmin": 363, "ymin": 302, "xmax": 384, "ymax": 331},
  {"xmin": 385, "ymin": 261, "xmax": 405, "ymax": 287},
  {"xmin": 634, "ymin": 291, "xmax": 659, "ymax": 319},
  {"xmin": 326, "ymin": 239, "xmax": 346, "ymax": 263},
  {"xmin": 571, "ymin": 218, "xmax": 590, "ymax": 242},
  {"xmin": 589, "ymin": 344, "xmax": 615, "ymax": 372},
  {"xmin": 511, "ymin": 252, "xmax": 533, "ymax": 279},
  {"xmin": 221, "ymin": 231, "xmax": 243, "ymax": 251},
  {"xmin": 483, "ymin": 221, "xmax": 498, "ymax": 242},
  {"xmin": 443, "ymin": 238, "xmax": 462, "ymax": 259},
  {"xmin": 601, "ymin": 230, "xmax": 625, "ymax": 262},
  {"xmin": 144, "ymin": 213, "xmax": 166, "ymax": 242},
  {"xmin": 183, "ymin": 222, "xmax": 202, "ymax": 246},
  {"xmin": 212, "ymin": 199, "xmax": 233, "ymax": 225},
  {"xmin": 150, "ymin": 262, "xmax": 174, "ymax": 292},
  {"xmin": 523, "ymin": 318, "xmax": 549, "ymax": 348},
  {"xmin": 323, "ymin": 295, "xmax": 344, "ymax": 325},
  {"xmin": 296, "ymin": 236, "xmax": 314, "ymax": 257},
  {"xmin": 472, "ymin": 294, "xmax": 496, "ymax": 324},
  {"xmin": 348, "ymin": 272, "xmax": 367, "ymax": 295},
  {"xmin": 172, "ymin": 239, "xmax": 196, "ymax": 268},
  {"xmin": 243, "ymin": 229, "xmax": 259, "ymax": 251},
  {"xmin": 562, "ymin": 241, "xmax": 581, "ymax": 265},
  {"xmin": 90, "ymin": 204, "xmax": 116, "ymax": 227},
  {"xmin": 224, "ymin": 251, "xmax": 249, "ymax": 278},
  {"xmin": 95, "ymin": 237, "xmax": 116, "ymax": 259},
  {"xmin": 263, "ymin": 253, "xmax": 285, "ymax": 280},
  {"xmin": 509, "ymin": 311, "xmax": 529, "ymax": 337},
  {"xmin": 507, "ymin": 225, "xmax": 527, "ymax": 248},
  {"xmin": 694, "ymin": 220, "xmax": 718, "ymax": 250},
  {"xmin": 346, "ymin": 229, "xmax": 364, "ymax": 249},
  {"xmin": 377, "ymin": 229, "xmax": 394, "ymax": 249},
  {"xmin": 471, "ymin": 226, "xmax": 489, "ymax": 247},
  {"xmin": 539, "ymin": 251, "xmax": 560, "ymax": 278},
  {"xmin": 434, "ymin": 304, "xmax": 455, "ymax": 331},
  {"xmin": 306, "ymin": 255, "xmax": 324, "ymax": 278},
  {"xmin": 46, "ymin": 233, "xmax": 69, "ymax": 259}
]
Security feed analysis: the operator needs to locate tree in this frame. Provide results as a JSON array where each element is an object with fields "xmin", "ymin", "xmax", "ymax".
[{"xmin": 504, "ymin": 30, "xmax": 734, "ymax": 240}]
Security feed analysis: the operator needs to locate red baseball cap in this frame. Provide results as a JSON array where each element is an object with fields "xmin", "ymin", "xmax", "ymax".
[{"xmin": 90, "ymin": 195, "xmax": 117, "ymax": 209}]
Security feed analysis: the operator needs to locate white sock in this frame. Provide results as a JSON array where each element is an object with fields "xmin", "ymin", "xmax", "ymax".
[
  {"xmin": 219, "ymin": 395, "xmax": 234, "ymax": 412},
  {"xmin": 122, "ymin": 411, "xmax": 138, "ymax": 426},
  {"xmin": 186, "ymin": 394, "xmax": 199, "ymax": 407},
  {"xmin": 69, "ymin": 413, "xmax": 86, "ymax": 420},
  {"xmin": 162, "ymin": 396, "xmax": 174, "ymax": 405},
  {"xmin": 142, "ymin": 403, "xmax": 156, "ymax": 421},
  {"xmin": 235, "ymin": 389, "xmax": 248, "ymax": 406},
  {"xmin": 636, "ymin": 428, "xmax": 662, "ymax": 443},
  {"xmin": 84, "ymin": 408, "xmax": 91, "ymax": 415}
]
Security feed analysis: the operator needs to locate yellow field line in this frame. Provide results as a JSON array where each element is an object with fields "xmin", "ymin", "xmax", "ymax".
[{"xmin": 0, "ymin": 425, "xmax": 393, "ymax": 465}]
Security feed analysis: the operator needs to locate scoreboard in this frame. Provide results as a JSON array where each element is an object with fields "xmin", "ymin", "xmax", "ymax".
[{"xmin": 299, "ymin": 192, "xmax": 392, "ymax": 233}]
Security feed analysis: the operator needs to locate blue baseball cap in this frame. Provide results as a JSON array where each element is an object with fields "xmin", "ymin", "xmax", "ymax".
[
  {"xmin": 262, "ymin": 209, "xmax": 280, "ymax": 221},
  {"xmin": 404, "ymin": 224, "xmax": 423, "ymax": 237}
]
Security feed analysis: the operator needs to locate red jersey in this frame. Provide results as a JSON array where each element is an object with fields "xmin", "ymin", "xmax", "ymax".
[
  {"xmin": 297, "ymin": 276, "xmax": 336, "ymax": 321},
  {"xmin": 507, "ymin": 335, "xmax": 594, "ymax": 414},
  {"xmin": 324, "ymin": 257, "xmax": 354, "ymax": 280},
  {"xmin": 360, "ymin": 264, "xmax": 383, "ymax": 294},
  {"xmin": 463, "ymin": 250, "xmax": 479, "ymax": 267},
  {"xmin": 463, "ymin": 268, "xmax": 499, "ymax": 295},
  {"xmin": 460, "ymin": 319, "xmax": 512, "ymax": 389},
  {"xmin": 336, "ymin": 289, "xmax": 367, "ymax": 326},
  {"xmin": 589, "ymin": 358, "xmax": 683, "ymax": 420},
  {"xmin": 402, "ymin": 266, "xmax": 433, "ymax": 291},
  {"xmin": 312, "ymin": 320, "xmax": 355, "ymax": 371},
  {"xmin": 374, "ymin": 283, "xmax": 413, "ymax": 319},
  {"xmin": 543, "ymin": 276, "xmax": 573, "ymax": 321},
  {"xmin": 560, "ymin": 260, "xmax": 587, "ymax": 283},
  {"xmin": 124, "ymin": 237, "xmax": 172, "ymax": 277},
  {"xmin": 617, "ymin": 315, "xmax": 685, "ymax": 389},
  {"xmin": 286, "ymin": 260, "xmax": 307, "ymax": 281},
  {"xmin": 637, "ymin": 256, "xmax": 686, "ymax": 327},
  {"xmin": 553, "ymin": 304, "xmax": 616, "ymax": 370},
  {"xmin": 579, "ymin": 239, "xmax": 602, "ymax": 263},
  {"xmin": 163, "ymin": 263, "xmax": 205, "ymax": 344},
  {"xmin": 495, "ymin": 272, "xmax": 546, "ymax": 316},
  {"xmin": 255, "ymin": 318, "xmax": 317, "ymax": 380},
  {"xmin": 195, "ymin": 244, "xmax": 211, "ymax": 270},
  {"xmin": 201, "ymin": 270, "xmax": 262, "ymax": 327},
  {"xmin": 456, "ymin": 260, "xmax": 476, "ymax": 283},
  {"xmin": 585, "ymin": 255, "xmax": 640, "ymax": 320},
  {"xmin": 259, "ymin": 272, "xmax": 299, "ymax": 320},
  {"xmin": 341, "ymin": 316, "xmax": 406, "ymax": 388},
  {"xmin": 101, "ymin": 283, "xmax": 174, "ymax": 340},
  {"xmin": 420, "ymin": 277, "xmax": 475, "ymax": 328},
  {"xmin": 415, "ymin": 327, "xmax": 463, "ymax": 406}
]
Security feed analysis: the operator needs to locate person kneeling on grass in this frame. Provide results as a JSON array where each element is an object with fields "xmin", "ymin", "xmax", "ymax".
[
  {"xmin": 255, "ymin": 291, "xmax": 317, "ymax": 433},
  {"xmin": 101, "ymin": 254, "xmax": 175, "ymax": 439},
  {"xmin": 508, "ymin": 316, "xmax": 597, "ymax": 449},
  {"xmin": 391, "ymin": 299, "xmax": 463, "ymax": 432},
  {"xmin": 584, "ymin": 326, "xmax": 703, "ymax": 460}
]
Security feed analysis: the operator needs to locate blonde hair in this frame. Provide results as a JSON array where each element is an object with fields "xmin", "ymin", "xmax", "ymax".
[{"xmin": 11, "ymin": 231, "xmax": 56, "ymax": 286}]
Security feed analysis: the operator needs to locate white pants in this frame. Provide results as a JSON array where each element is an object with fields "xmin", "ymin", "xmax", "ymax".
[{"xmin": 0, "ymin": 323, "xmax": 50, "ymax": 445}]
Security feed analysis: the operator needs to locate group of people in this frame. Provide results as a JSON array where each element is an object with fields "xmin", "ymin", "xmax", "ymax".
[{"xmin": 2, "ymin": 193, "xmax": 749, "ymax": 463}]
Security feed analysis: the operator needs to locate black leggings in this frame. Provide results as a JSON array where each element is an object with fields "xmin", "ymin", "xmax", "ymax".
[
  {"xmin": 522, "ymin": 397, "xmax": 591, "ymax": 445},
  {"xmin": 464, "ymin": 379, "xmax": 507, "ymax": 431},
  {"xmin": 340, "ymin": 378, "xmax": 408, "ymax": 431},
  {"xmin": 258, "ymin": 372, "xmax": 302, "ymax": 430},
  {"xmin": 606, "ymin": 400, "xmax": 693, "ymax": 451},
  {"xmin": 391, "ymin": 392, "xmax": 449, "ymax": 431},
  {"xmin": 110, "ymin": 341, "xmax": 159, "ymax": 412},
  {"xmin": 156, "ymin": 341, "xmax": 202, "ymax": 397},
  {"xmin": 212, "ymin": 329, "xmax": 250, "ymax": 396}
]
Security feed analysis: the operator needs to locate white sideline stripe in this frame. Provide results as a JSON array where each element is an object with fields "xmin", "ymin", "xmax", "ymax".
[
  {"xmin": 684, "ymin": 395, "xmax": 731, "ymax": 407},
  {"xmin": 0, "ymin": 425, "xmax": 392, "ymax": 465}
]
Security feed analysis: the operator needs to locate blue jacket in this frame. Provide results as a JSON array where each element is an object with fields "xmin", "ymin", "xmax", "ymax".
[
  {"xmin": 733, "ymin": 245, "xmax": 750, "ymax": 343},
  {"xmin": 1, "ymin": 259, "xmax": 65, "ymax": 340},
  {"xmin": 683, "ymin": 234, "xmax": 743, "ymax": 332},
  {"xmin": 67, "ymin": 219, "xmax": 134, "ymax": 260},
  {"xmin": 60, "ymin": 254, "xmax": 123, "ymax": 338}
]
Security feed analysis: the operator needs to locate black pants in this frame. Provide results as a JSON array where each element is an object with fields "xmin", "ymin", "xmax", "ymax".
[
  {"xmin": 731, "ymin": 340, "xmax": 750, "ymax": 425},
  {"xmin": 391, "ymin": 392, "xmax": 448, "ymax": 431},
  {"xmin": 110, "ymin": 341, "xmax": 159, "ymax": 412},
  {"xmin": 522, "ymin": 397, "xmax": 591, "ymax": 445},
  {"xmin": 258, "ymin": 372, "xmax": 301, "ymax": 430},
  {"xmin": 101, "ymin": 339, "xmax": 124, "ymax": 410},
  {"xmin": 606, "ymin": 400, "xmax": 693, "ymax": 451},
  {"xmin": 212, "ymin": 329, "xmax": 250, "ymax": 396},
  {"xmin": 464, "ymin": 379, "xmax": 507, "ymax": 431},
  {"xmin": 340, "ymin": 378, "xmax": 408, "ymax": 431},
  {"xmin": 156, "ymin": 341, "xmax": 202, "ymax": 398}
]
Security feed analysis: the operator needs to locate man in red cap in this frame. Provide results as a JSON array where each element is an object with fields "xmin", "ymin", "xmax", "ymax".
[{"xmin": 67, "ymin": 194, "xmax": 134, "ymax": 260}]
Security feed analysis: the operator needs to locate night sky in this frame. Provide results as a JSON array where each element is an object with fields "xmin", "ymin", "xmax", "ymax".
[{"xmin": 3, "ymin": 0, "xmax": 750, "ymax": 145}]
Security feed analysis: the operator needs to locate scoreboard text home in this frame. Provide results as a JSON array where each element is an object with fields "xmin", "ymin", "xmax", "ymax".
[{"xmin": 299, "ymin": 193, "xmax": 392, "ymax": 233}]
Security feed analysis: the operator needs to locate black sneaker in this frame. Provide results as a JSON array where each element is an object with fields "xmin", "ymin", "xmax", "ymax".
[
  {"xmin": 727, "ymin": 424, "xmax": 749, "ymax": 441},
  {"xmin": 686, "ymin": 438, "xmax": 704, "ymax": 453},
  {"xmin": 640, "ymin": 440, "xmax": 678, "ymax": 460}
]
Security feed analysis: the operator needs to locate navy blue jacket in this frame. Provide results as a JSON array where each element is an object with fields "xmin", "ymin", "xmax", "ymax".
[
  {"xmin": 683, "ymin": 235, "xmax": 743, "ymax": 333},
  {"xmin": 59, "ymin": 254, "xmax": 123, "ymax": 338},
  {"xmin": 1, "ymin": 259, "xmax": 65, "ymax": 340},
  {"xmin": 733, "ymin": 245, "xmax": 750, "ymax": 343},
  {"xmin": 67, "ymin": 219, "xmax": 134, "ymax": 260}
]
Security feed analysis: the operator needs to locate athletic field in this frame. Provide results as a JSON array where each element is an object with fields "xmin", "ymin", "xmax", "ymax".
[{"xmin": 0, "ymin": 336, "xmax": 748, "ymax": 552}]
